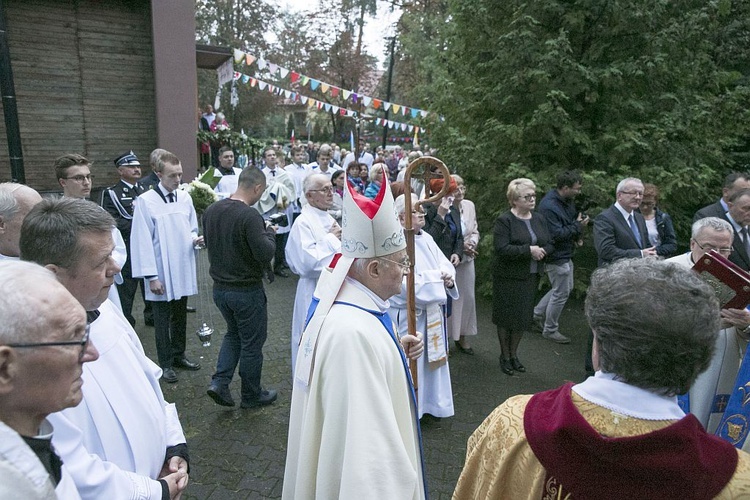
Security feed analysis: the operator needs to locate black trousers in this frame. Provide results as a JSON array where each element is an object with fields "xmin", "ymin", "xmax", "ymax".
[
  {"xmin": 274, "ymin": 232, "xmax": 288, "ymax": 269},
  {"xmin": 151, "ymin": 297, "xmax": 188, "ymax": 368},
  {"xmin": 116, "ymin": 259, "xmax": 151, "ymax": 326}
]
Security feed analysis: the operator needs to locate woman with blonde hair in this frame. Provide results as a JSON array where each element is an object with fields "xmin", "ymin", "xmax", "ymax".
[{"xmin": 493, "ymin": 178, "xmax": 553, "ymax": 375}]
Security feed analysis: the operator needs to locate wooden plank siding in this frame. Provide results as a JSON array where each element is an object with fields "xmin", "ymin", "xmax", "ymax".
[{"xmin": 0, "ymin": 0, "xmax": 157, "ymax": 192}]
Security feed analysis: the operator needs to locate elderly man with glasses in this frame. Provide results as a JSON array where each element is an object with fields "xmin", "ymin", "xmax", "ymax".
[
  {"xmin": 667, "ymin": 216, "xmax": 750, "ymax": 447},
  {"xmin": 593, "ymin": 177, "xmax": 657, "ymax": 267},
  {"xmin": 0, "ymin": 260, "xmax": 98, "ymax": 499},
  {"xmin": 20, "ymin": 198, "xmax": 190, "ymax": 500},
  {"xmin": 285, "ymin": 173, "xmax": 342, "ymax": 372}
]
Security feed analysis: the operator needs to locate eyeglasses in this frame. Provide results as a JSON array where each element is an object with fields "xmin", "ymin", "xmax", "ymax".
[
  {"xmin": 64, "ymin": 174, "xmax": 93, "ymax": 183},
  {"xmin": 411, "ymin": 209, "xmax": 425, "ymax": 215},
  {"xmin": 6, "ymin": 324, "xmax": 91, "ymax": 361},
  {"xmin": 309, "ymin": 186, "xmax": 334, "ymax": 194},
  {"xmin": 620, "ymin": 190, "xmax": 643, "ymax": 196},
  {"xmin": 693, "ymin": 240, "xmax": 733, "ymax": 256},
  {"xmin": 521, "ymin": 194, "xmax": 536, "ymax": 201},
  {"xmin": 377, "ymin": 256, "xmax": 411, "ymax": 271}
]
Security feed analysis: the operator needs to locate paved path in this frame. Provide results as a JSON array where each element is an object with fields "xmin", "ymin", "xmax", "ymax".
[{"xmin": 131, "ymin": 252, "xmax": 590, "ymax": 499}]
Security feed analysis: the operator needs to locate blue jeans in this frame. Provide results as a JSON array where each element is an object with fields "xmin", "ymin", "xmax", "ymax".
[
  {"xmin": 533, "ymin": 261, "xmax": 574, "ymax": 335},
  {"xmin": 212, "ymin": 285, "xmax": 268, "ymax": 401}
]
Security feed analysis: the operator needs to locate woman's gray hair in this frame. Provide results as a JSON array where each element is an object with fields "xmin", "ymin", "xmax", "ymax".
[
  {"xmin": 506, "ymin": 178, "xmax": 535, "ymax": 205},
  {"xmin": 691, "ymin": 217, "xmax": 733, "ymax": 240},
  {"xmin": 393, "ymin": 193, "xmax": 418, "ymax": 216},
  {"xmin": 585, "ymin": 258, "xmax": 719, "ymax": 396}
]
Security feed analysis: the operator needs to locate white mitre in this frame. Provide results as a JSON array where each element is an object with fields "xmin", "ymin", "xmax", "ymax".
[{"xmin": 295, "ymin": 165, "xmax": 405, "ymax": 386}]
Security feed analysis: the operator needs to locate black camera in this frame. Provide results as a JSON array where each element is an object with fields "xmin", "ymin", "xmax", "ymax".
[
  {"xmin": 575, "ymin": 195, "xmax": 597, "ymax": 219},
  {"xmin": 269, "ymin": 212, "xmax": 289, "ymax": 227}
]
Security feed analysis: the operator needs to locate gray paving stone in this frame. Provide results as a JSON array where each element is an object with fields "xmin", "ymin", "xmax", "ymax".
[{"xmin": 126, "ymin": 251, "xmax": 590, "ymax": 499}]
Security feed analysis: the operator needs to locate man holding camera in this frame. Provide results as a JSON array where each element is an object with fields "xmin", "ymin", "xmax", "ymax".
[
  {"xmin": 285, "ymin": 173, "xmax": 342, "ymax": 372},
  {"xmin": 202, "ymin": 168, "xmax": 279, "ymax": 408},
  {"xmin": 532, "ymin": 170, "xmax": 589, "ymax": 344}
]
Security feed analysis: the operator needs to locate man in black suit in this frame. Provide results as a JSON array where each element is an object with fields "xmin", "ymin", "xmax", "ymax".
[
  {"xmin": 593, "ymin": 177, "xmax": 656, "ymax": 267},
  {"xmin": 138, "ymin": 148, "xmax": 168, "ymax": 192},
  {"xmin": 693, "ymin": 172, "xmax": 750, "ymax": 222},
  {"xmin": 588, "ymin": 177, "xmax": 656, "ymax": 375},
  {"xmin": 101, "ymin": 151, "xmax": 145, "ymax": 326},
  {"xmin": 722, "ymin": 188, "xmax": 750, "ymax": 271}
]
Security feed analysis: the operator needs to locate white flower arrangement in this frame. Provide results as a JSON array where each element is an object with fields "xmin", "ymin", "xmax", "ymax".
[{"xmin": 180, "ymin": 179, "xmax": 218, "ymax": 215}]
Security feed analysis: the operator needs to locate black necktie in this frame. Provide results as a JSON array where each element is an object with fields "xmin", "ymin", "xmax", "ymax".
[
  {"xmin": 271, "ymin": 170, "xmax": 276, "ymax": 176},
  {"xmin": 168, "ymin": 193, "xmax": 175, "ymax": 203}
]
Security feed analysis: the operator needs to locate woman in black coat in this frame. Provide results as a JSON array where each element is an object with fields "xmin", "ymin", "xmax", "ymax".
[
  {"xmin": 423, "ymin": 176, "xmax": 464, "ymax": 266},
  {"xmin": 493, "ymin": 178, "xmax": 554, "ymax": 375}
]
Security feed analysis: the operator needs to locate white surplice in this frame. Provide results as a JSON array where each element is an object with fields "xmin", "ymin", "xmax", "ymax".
[
  {"xmin": 283, "ymin": 280, "xmax": 425, "ymax": 500},
  {"xmin": 0, "ymin": 420, "xmax": 81, "ymax": 500},
  {"xmin": 47, "ymin": 299, "xmax": 186, "ymax": 500},
  {"xmin": 258, "ymin": 166, "xmax": 296, "ymax": 234},
  {"xmin": 389, "ymin": 230, "xmax": 458, "ymax": 418},
  {"xmin": 667, "ymin": 251, "xmax": 750, "ymax": 452},
  {"xmin": 130, "ymin": 188, "xmax": 198, "ymax": 301},
  {"xmin": 285, "ymin": 204, "xmax": 341, "ymax": 371},
  {"xmin": 107, "ymin": 226, "xmax": 127, "ymax": 311},
  {"xmin": 213, "ymin": 167, "xmax": 243, "ymax": 198}
]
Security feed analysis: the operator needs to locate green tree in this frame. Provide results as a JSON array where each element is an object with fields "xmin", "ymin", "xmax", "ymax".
[
  {"xmin": 196, "ymin": 0, "xmax": 277, "ymax": 137},
  {"xmin": 415, "ymin": 0, "xmax": 750, "ymax": 292}
]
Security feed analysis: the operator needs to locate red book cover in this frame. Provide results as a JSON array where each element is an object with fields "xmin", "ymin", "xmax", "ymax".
[{"xmin": 692, "ymin": 250, "xmax": 750, "ymax": 309}]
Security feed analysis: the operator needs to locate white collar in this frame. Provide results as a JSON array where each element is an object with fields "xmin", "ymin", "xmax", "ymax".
[
  {"xmin": 572, "ymin": 371, "xmax": 685, "ymax": 420},
  {"xmin": 158, "ymin": 183, "xmax": 174, "ymax": 198},
  {"xmin": 344, "ymin": 277, "xmax": 390, "ymax": 312},
  {"xmin": 726, "ymin": 212, "xmax": 744, "ymax": 233},
  {"xmin": 614, "ymin": 201, "xmax": 633, "ymax": 219}
]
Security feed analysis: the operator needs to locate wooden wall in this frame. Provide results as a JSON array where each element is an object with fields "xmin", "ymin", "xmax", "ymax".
[{"xmin": 0, "ymin": 0, "xmax": 157, "ymax": 192}]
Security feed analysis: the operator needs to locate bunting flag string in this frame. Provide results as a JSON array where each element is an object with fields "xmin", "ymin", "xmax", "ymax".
[
  {"xmin": 230, "ymin": 48, "xmax": 438, "ymax": 122},
  {"xmin": 237, "ymin": 71, "xmax": 426, "ymax": 134}
]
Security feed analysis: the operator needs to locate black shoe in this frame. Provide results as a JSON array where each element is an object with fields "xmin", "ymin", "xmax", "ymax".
[
  {"xmin": 454, "ymin": 340, "xmax": 475, "ymax": 356},
  {"xmin": 500, "ymin": 358, "xmax": 514, "ymax": 376},
  {"xmin": 186, "ymin": 306, "xmax": 197, "ymax": 313},
  {"xmin": 274, "ymin": 268, "xmax": 289, "ymax": 278},
  {"xmin": 240, "ymin": 389, "xmax": 278, "ymax": 408},
  {"xmin": 162, "ymin": 368, "xmax": 178, "ymax": 383},
  {"xmin": 511, "ymin": 357, "xmax": 526, "ymax": 373},
  {"xmin": 207, "ymin": 384, "xmax": 235, "ymax": 407},
  {"xmin": 173, "ymin": 356, "xmax": 201, "ymax": 371}
]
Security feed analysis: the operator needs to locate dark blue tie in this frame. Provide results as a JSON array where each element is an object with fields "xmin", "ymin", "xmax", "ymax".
[{"xmin": 628, "ymin": 214, "xmax": 642, "ymax": 248}]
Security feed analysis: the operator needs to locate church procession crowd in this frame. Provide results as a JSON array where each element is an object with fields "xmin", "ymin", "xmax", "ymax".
[{"xmin": 2, "ymin": 106, "xmax": 750, "ymax": 498}]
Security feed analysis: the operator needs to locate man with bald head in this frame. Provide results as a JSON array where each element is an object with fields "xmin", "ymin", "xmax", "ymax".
[
  {"xmin": 285, "ymin": 173, "xmax": 342, "ymax": 371},
  {"xmin": 0, "ymin": 260, "xmax": 98, "ymax": 499},
  {"xmin": 0, "ymin": 183, "xmax": 42, "ymax": 259}
]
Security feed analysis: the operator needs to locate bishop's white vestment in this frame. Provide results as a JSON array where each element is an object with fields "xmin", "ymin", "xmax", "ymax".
[{"xmin": 283, "ymin": 279, "xmax": 425, "ymax": 500}]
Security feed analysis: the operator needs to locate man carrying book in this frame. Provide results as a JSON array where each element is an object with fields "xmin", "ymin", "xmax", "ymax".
[{"xmin": 667, "ymin": 216, "xmax": 750, "ymax": 451}]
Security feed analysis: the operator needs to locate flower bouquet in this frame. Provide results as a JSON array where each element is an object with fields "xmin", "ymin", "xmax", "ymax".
[{"xmin": 181, "ymin": 179, "xmax": 218, "ymax": 215}]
